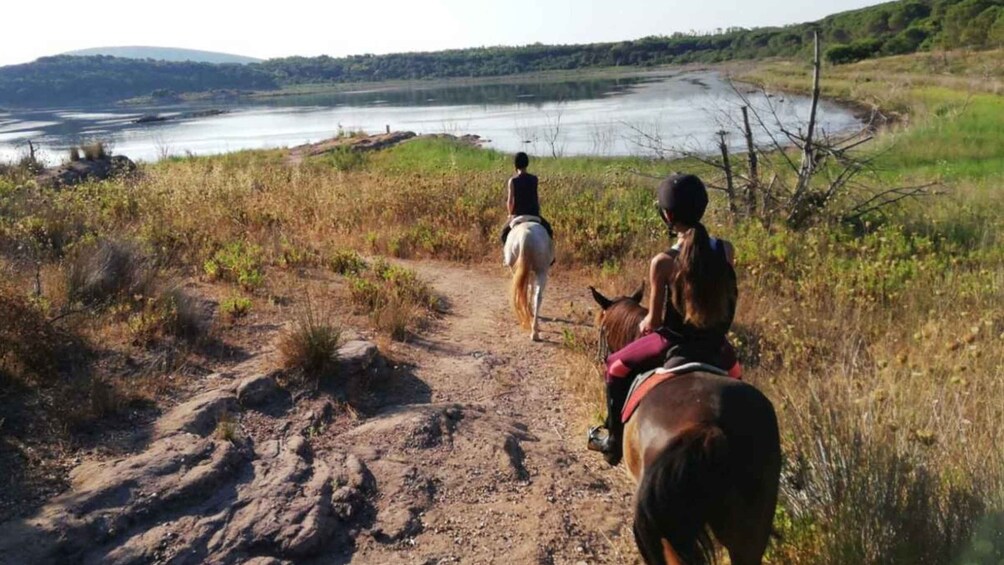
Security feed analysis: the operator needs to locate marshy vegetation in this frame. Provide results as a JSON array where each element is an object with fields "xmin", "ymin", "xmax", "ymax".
[{"xmin": 0, "ymin": 48, "xmax": 1002, "ymax": 561}]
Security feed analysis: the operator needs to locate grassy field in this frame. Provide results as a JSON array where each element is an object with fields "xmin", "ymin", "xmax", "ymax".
[{"xmin": 1, "ymin": 49, "xmax": 1002, "ymax": 562}]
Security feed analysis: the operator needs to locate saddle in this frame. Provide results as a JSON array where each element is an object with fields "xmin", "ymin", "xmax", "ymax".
[
  {"xmin": 508, "ymin": 214, "xmax": 542, "ymax": 230},
  {"xmin": 620, "ymin": 361, "xmax": 729, "ymax": 423}
]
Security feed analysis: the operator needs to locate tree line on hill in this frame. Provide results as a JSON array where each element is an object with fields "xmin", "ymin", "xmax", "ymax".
[{"xmin": 0, "ymin": 0, "xmax": 1001, "ymax": 107}]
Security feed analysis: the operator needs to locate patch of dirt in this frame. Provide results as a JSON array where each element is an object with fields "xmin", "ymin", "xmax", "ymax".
[
  {"xmin": 286, "ymin": 132, "xmax": 484, "ymax": 165},
  {"xmin": 0, "ymin": 261, "xmax": 638, "ymax": 564}
]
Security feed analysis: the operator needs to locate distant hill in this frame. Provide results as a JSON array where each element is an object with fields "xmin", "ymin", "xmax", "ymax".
[
  {"xmin": 62, "ymin": 46, "xmax": 261, "ymax": 65},
  {"xmin": 0, "ymin": 56, "xmax": 277, "ymax": 106},
  {"xmin": 3, "ymin": 0, "xmax": 1002, "ymax": 107}
]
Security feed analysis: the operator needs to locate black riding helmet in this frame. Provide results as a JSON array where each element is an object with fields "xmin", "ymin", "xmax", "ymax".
[{"xmin": 657, "ymin": 173, "xmax": 708, "ymax": 226}]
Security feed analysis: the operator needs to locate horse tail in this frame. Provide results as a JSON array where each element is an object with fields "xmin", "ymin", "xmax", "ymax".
[
  {"xmin": 511, "ymin": 247, "xmax": 533, "ymax": 328},
  {"xmin": 633, "ymin": 424, "xmax": 728, "ymax": 565}
]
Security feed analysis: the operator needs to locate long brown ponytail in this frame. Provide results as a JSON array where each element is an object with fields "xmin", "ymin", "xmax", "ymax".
[{"xmin": 671, "ymin": 222, "xmax": 733, "ymax": 329}]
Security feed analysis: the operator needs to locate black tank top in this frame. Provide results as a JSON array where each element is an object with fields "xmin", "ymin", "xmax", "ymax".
[
  {"xmin": 661, "ymin": 238, "xmax": 736, "ymax": 345},
  {"xmin": 511, "ymin": 173, "xmax": 540, "ymax": 217}
]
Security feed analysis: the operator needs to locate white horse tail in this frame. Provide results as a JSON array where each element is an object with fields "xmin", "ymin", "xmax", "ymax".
[{"xmin": 511, "ymin": 250, "xmax": 533, "ymax": 329}]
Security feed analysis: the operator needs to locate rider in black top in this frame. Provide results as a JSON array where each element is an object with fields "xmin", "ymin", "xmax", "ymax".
[{"xmin": 500, "ymin": 152, "xmax": 553, "ymax": 245}]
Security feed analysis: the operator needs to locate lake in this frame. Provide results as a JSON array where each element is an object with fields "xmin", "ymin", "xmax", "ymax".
[{"xmin": 0, "ymin": 70, "xmax": 861, "ymax": 164}]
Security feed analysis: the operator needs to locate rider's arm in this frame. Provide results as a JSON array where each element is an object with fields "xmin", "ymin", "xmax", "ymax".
[
  {"xmin": 640, "ymin": 253, "xmax": 673, "ymax": 333},
  {"xmin": 506, "ymin": 178, "xmax": 515, "ymax": 216}
]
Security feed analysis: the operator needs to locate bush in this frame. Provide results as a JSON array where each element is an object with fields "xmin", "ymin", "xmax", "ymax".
[
  {"xmin": 825, "ymin": 38, "xmax": 884, "ymax": 65},
  {"xmin": 81, "ymin": 142, "xmax": 109, "ymax": 161},
  {"xmin": 220, "ymin": 294, "xmax": 252, "ymax": 320},
  {"xmin": 324, "ymin": 147, "xmax": 368, "ymax": 172},
  {"xmin": 278, "ymin": 307, "xmax": 341, "ymax": 378},
  {"xmin": 0, "ymin": 284, "xmax": 62, "ymax": 384},
  {"xmin": 775, "ymin": 386, "xmax": 988, "ymax": 564},
  {"xmin": 328, "ymin": 249, "xmax": 368, "ymax": 275},
  {"xmin": 67, "ymin": 239, "xmax": 154, "ymax": 306},
  {"xmin": 127, "ymin": 287, "xmax": 204, "ymax": 345},
  {"xmin": 204, "ymin": 241, "xmax": 265, "ymax": 290},
  {"xmin": 345, "ymin": 261, "xmax": 440, "ymax": 340}
]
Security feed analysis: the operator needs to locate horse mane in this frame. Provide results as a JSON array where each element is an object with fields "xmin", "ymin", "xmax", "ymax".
[{"xmin": 603, "ymin": 298, "xmax": 648, "ymax": 353}]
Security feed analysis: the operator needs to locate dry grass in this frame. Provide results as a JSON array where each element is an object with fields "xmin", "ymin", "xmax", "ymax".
[
  {"xmin": 278, "ymin": 303, "xmax": 341, "ymax": 380},
  {"xmin": 214, "ymin": 410, "xmax": 238, "ymax": 442},
  {"xmin": 345, "ymin": 259, "xmax": 441, "ymax": 340},
  {"xmin": 66, "ymin": 239, "xmax": 155, "ymax": 306}
]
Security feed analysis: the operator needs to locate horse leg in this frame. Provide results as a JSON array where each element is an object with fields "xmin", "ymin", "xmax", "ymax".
[
  {"xmin": 531, "ymin": 271, "xmax": 547, "ymax": 341},
  {"xmin": 714, "ymin": 477, "xmax": 778, "ymax": 565}
]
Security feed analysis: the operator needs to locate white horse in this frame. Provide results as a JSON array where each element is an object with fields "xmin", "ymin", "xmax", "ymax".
[{"xmin": 503, "ymin": 216, "xmax": 554, "ymax": 341}]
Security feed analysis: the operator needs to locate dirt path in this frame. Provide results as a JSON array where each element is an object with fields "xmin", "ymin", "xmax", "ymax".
[
  {"xmin": 0, "ymin": 261, "xmax": 637, "ymax": 565},
  {"xmin": 341, "ymin": 260, "xmax": 636, "ymax": 564}
]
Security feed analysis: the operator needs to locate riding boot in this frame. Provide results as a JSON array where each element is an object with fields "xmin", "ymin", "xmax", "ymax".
[{"xmin": 587, "ymin": 378, "xmax": 632, "ymax": 466}]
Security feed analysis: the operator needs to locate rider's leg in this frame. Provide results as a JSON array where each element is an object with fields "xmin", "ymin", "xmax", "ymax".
[
  {"xmin": 721, "ymin": 339, "xmax": 743, "ymax": 379},
  {"xmin": 590, "ymin": 331, "xmax": 671, "ymax": 465},
  {"xmin": 539, "ymin": 218, "xmax": 555, "ymax": 265}
]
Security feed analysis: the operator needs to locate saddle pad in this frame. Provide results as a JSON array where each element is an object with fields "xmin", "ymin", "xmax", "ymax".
[
  {"xmin": 621, "ymin": 362, "xmax": 728, "ymax": 423},
  {"xmin": 509, "ymin": 215, "xmax": 542, "ymax": 229}
]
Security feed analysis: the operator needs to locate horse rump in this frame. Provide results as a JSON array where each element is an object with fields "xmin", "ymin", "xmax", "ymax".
[{"xmin": 633, "ymin": 424, "xmax": 728, "ymax": 565}]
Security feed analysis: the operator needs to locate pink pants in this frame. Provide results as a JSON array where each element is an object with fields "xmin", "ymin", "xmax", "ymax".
[{"xmin": 605, "ymin": 331, "xmax": 742, "ymax": 384}]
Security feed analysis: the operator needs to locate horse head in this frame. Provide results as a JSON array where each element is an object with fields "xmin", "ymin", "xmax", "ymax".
[{"xmin": 589, "ymin": 283, "xmax": 646, "ymax": 355}]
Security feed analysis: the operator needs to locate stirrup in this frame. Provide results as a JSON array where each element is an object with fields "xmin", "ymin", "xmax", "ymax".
[{"xmin": 586, "ymin": 425, "xmax": 610, "ymax": 452}]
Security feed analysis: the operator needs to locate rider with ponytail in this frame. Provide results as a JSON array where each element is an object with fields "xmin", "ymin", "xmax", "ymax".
[{"xmin": 588, "ymin": 173, "xmax": 740, "ymax": 466}]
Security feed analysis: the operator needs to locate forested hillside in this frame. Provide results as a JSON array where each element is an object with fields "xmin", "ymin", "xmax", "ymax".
[
  {"xmin": 262, "ymin": 0, "xmax": 1004, "ymax": 81},
  {"xmin": 0, "ymin": 56, "xmax": 278, "ymax": 106},
  {"xmin": 1, "ymin": 0, "xmax": 1001, "ymax": 107}
]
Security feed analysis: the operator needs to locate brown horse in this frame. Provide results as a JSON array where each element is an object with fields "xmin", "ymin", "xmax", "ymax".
[{"xmin": 589, "ymin": 286, "xmax": 781, "ymax": 565}]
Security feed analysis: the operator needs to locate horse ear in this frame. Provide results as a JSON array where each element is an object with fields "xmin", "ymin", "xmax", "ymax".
[
  {"xmin": 630, "ymin": 283, "xmax": 644, "ymax": 304},
  {"xmin": 589, "ymin": 286, "xmax": 613, "ymax": 310}
]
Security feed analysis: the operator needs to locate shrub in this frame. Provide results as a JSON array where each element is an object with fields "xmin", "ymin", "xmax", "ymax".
[
  {"xmin": 825, "ymin": 38, "xmax": 884, "ymax": 65},
  {"xmin": 372, "ymin": 298, "xmax": 418, "ymax": 341},
  {"xmin": 220, "ymin": 294, "xmax": 252, "ymax": 320},
  {"xmin": 328, "ymin": 249, "xmax": 368, "ymax": 275},
  {"xmin": 67, "ymin": 239, "xmax": 154, "ymax": 306},
  {"xmin": 204, "ymin": 241, "xmax": 265, "ymax": 290},
  {"xmin": 214, "ymin": 410, "xmax": 238, "ymax": 442},
  {"xmin": 346, "ymin": 261, "xmax": 440, "ymax": 340},
  {"xmin": 127, "ymin": 287, "xmax": 204, "ymax": 345},
  {"xmin": 776, "ymin": 387, "xmax": 987, "ymax": 564},
  {"xmin": 324, "ymin": 147, "xmax": 368, "ymax": 172},
  {"xmin": 0, "ymin": 284, "xmax": 62, "ymax": 384},
  {"xmin": 278, "ymin": 306, "xmax": 341, "ymax": 379},
  {"xmin": 81, "ymin": 142, "xmax": 108, "ymax": 161}
]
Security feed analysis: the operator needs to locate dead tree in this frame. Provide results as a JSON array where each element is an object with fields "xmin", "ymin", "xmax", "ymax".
[
  {"xmin": 741, "ymin": 106, "xmax": 759, "ymax": 216},
  {"xmin": 788, "ymin": 31, "xmax": 823, "ymax": 226},
  {"xmin": 716, "ymin": 130, "xmax": 738, "ymax": 215},
  {"xmin": 627, "ymin": 31, "xmax": 936, "ymax": 229},
  {"xmin": 542, "ymin": 105, "xmax": 566, "ymax": 158}
]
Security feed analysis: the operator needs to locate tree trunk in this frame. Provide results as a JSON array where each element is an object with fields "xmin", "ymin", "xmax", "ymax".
[
  {"xmin": 741, "ymin": 105, "xmax": 759, "ymax": 217},
  {"xmin": 717, "ymin": 130, "xmax": 738, "ymax": 217},
  {"xmin": 789, "ymin": 31, "xmax": 822, "ymax": 227}
]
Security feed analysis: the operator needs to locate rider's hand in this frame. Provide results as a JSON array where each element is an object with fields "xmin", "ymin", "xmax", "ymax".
[{"xmin": 639, "ymin": 315, "xmax": 654, "ymax": 336}]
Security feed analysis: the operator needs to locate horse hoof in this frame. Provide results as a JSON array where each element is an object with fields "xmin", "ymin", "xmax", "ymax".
[{"xmin": 531, "ymin": 332, "xmax": 541, "ymax": 342}]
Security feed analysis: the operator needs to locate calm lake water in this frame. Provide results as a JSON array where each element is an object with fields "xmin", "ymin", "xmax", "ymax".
[{"xmin": 0, "ymin": 71, "xmax": 861, "ymax": 164}]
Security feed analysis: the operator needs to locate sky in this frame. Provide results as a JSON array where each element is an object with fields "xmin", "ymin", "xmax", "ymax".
[{"xmin": 0, "ymin": 0, "xmax": 888, "ymax": 67}]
